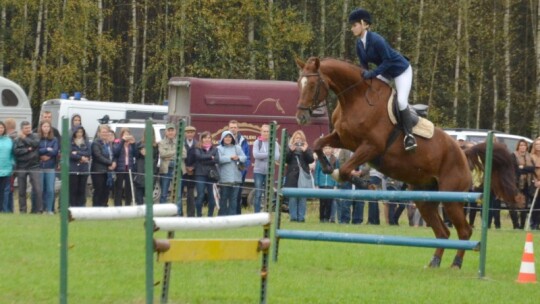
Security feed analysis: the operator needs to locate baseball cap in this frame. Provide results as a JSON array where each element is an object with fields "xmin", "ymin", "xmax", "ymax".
[
  {"xmin": 185, "ymin": 125, "xmax": 196, "ymax": 132},
  {"xmin": 166, "ymin": 123, "xmax": 176, "ymax": 129}
]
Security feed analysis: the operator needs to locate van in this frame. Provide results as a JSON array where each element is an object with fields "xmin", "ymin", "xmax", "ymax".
[
  {"xmin": 108, "ymin": 122, "xmax": 166, "ymax": 144},
  {"xmin": 40, "ymin": 98, "xmax": 167, "ymax": 140},
  {"xmin": 167, "ymin": 77, "xmax": 329, "ymax": 148},
  {"xmin": 444, "ymin": 128, "xmax": 533, "ymax": 151},
  {"xmin": 0, "ymin": 76, "xmax": 33, "ymax": 128}
]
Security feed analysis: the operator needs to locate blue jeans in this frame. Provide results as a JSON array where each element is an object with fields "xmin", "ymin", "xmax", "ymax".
[
  {"xmin": 42, "ymin": 170, "xmax": 56, "ymax": 213},
  {"xmin": 368, "ymin": 176, "xmax": 381, "ymax": 224},
  {"xmin": 289, "ymin": 197, "xmax": 306, "ymax": 221},
  {"xmin": 253, "ymin": 173, "xmax": 266, "ymax": 213},
  {"xmin": 195, "ymin": 175, "xmax": 216, "ymax": 217},
  {"xmin": 160, "ymin": 165, "xmax": 174, "ymax": 204},
  {"xmin": 0, "ymin": 176, "xmax": 9, "ymax": 212},
  {"xmin": 2, "ymin": 176, "xmax": 13, "ymax": 213},
  {"xmin": 338, "ymin": 183, "xmax": 364, "ymax": 224},
  {"xmin": 218, "ymin": 184, "xmax": 239, "ymax": 216}
]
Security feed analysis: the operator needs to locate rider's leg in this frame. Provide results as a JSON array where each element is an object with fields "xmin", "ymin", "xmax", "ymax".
[{"xmin": 395, "ymin": 66, "xmax": 416, "ymax": 151}]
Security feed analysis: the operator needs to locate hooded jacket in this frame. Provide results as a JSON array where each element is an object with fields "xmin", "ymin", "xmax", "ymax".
[
  {"xmin": 69, "ymin": 126, "xmax": 91, "ymax": 174},
  {"xmin": 217, "ymin": 130, "xmax": 246, "ymax": 184}
]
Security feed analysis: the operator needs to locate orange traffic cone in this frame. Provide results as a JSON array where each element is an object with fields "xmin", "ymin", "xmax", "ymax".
[{"xmin": 517, "ymin": 232, "xmax": 537, "ymax": 283}]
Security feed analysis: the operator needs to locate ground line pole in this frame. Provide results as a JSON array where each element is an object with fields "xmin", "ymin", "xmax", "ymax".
[
  {"xmin": 145, "ymin": 119, "xmax": 155, "ymax": 303},
  {"xmin": 479, "ymin": 131, "xmax": 494, "ymax": 278},
  {"xmin": 59, "ymin": 117, "xmax": 70, "ymax": 304}
]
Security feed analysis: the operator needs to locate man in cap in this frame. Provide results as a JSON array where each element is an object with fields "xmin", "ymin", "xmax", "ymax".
[
  {"xmin": 158, "ymin": 123, "xmax": 178, "ymax": 206},
  {"xmin": 182, "ymin": 125, "xmax": 198, "ymax": 216}
]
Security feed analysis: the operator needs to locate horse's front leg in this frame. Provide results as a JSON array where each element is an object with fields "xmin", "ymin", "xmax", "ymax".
[
  {"xmin": 313, "ymin": 132, "xmax": 344, "ymax": 174},
  {"xmin": 338, "ymin": 143, "xmax": 377, "ymax": 183}
]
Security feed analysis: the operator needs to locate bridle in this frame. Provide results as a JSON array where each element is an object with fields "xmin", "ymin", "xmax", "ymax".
[
  {"xmin": 298, "ymin": 71, "xmax": 375, "ymax": 115},
  {"xmin": 297, "ymin": 73, "xmax": 329, "ymax": 114}
]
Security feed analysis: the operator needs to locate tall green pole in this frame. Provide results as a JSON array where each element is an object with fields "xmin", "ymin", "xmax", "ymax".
[
  {"xmin": 479, "ymin": 131, "xmax": 494, "ymax": 278},
  {"xmin": 272, "ymin": 129, "xmax": 288, "ymax": 262},
  {"xmin": 145, "ymin": 119, "xmax": 155, "ymax": 303},
  {"xmin": 59, "ymin": 117, "xmax": 70, "ymax": 303}
]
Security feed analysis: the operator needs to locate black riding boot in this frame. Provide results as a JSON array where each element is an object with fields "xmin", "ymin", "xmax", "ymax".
[{"xmin": 399, "ymin": 108, "xmax": 417, "ymax": 151}]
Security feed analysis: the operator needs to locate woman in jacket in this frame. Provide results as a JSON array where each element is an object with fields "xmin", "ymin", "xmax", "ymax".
[
  {"xmin": 283, "ymin": 130, "xmax": 314, "ymax": 222},
  {"xmin": 252, "ymin": 124, "xmax": 280, "ymax": 213},
  {"xmin": 112, "ymin": 129, "xmax": 136, "ymax": 206},
  {"xmin": 0, "ymin": 121, "xmax": 14, "ymax": 212},
  {"xmin": 193, "ymin": 131, "xmax": 219, "ymax": 217},
  {"xmin": 134, "ymin": 131, "xmax": 158, "ymax": 205},
  {"xmin": 511, "ymin": 139, "xmax": 535, "ymax": 229},
  {"xmin": 38, "ymin": 120, "xmax": 59, "ymax": 214},
  {"xmin": 91, "ymin": 124, "xmax": 116, "ymax": 207},
  {"xmin": 69, "ymin": 126, "xmax": 91, "ymax": 207},
  {"xmin": 217, "ymin": 130, "xmax": 246, "ymax": 216}
]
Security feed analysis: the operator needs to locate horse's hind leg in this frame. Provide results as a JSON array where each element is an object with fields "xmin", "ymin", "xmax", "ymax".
[
  {"xmin": 443, "ymin": 203, "xmax": 472, "ymax": 269},
  {"xmin": 415, "ymin": 201, "xmax": 451, "ymax": 268}
]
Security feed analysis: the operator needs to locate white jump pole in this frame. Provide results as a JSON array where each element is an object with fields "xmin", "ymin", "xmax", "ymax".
[
  {"xmin": 69, "ymin": 203, "xmax": 178, "ymax": 221},
  {"xmin": 154, "ymin": 213, "xmax": 271, "ymax": 231}
]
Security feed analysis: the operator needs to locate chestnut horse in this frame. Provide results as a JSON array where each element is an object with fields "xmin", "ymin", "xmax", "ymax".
[{"xmin": 295, "ymin": 57, "xmax": 519, "ymax": 268}]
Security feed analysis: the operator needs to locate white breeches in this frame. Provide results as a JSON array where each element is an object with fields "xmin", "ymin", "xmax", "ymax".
[{"xmin": 376, "ymin": 65, "xmax": 413, "ymax": 111}]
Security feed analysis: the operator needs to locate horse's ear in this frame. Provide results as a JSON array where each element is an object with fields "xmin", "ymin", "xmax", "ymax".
[
  {"xmin": 295, "ymin": 57, "xmax": 305, "ymax": 69},
  {"xmin": 313, "ymin": 57, "xmax": 320, "ymax": 70}
]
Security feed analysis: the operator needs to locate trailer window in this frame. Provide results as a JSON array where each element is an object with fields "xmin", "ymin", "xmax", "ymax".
[{"xmin": 1, "ymin": 89, "xmax": 19, "ymax": 106}]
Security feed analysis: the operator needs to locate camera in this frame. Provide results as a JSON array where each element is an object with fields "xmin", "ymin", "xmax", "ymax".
[{"xmin": 295, "ymin": 142, "xmax": 304, "ymax": 147}]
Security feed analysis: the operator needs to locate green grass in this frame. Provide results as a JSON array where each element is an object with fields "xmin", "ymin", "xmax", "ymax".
[{"xmin": 1, "ymin": 210, "xmax": 540, "ymax": 304}]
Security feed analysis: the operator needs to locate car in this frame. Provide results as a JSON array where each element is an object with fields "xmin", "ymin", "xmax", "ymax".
[{"xmin": 444, "ymin": 128, "xmax": 533, "ymax": 152}]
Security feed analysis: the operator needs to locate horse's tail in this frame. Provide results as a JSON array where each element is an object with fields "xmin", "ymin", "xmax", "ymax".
[{"xmin": 464, "ymin": 142, "xmax": 521, "ymax": 206}]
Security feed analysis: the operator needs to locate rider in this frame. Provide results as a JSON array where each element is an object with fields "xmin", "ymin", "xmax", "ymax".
[{"xmin": 348, "ymin": 8, "xmax": 417, "ymax": 151}]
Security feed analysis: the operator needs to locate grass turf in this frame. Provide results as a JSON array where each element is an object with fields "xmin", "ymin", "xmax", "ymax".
[{"xmin": 1, "ymin": 210, "xmax": 539, "ymax": 303}]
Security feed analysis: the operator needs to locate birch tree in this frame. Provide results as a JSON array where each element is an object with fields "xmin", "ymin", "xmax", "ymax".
[
  {"xmin": 28, "ymin": 0, "xmax": 44, "ymax": 103},
  {"xmin": 452, "ymin": 1, "xmax": 462, "ymax": 126},
  {"xmin": 503, "ymin": 0, "xmax": 511, "ymax": 132},
  {"xmin": 127, "ymin": 0, "xmax": 137, "ymax": 103}
]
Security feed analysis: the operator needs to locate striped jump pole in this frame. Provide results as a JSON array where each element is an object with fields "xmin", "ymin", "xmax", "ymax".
[
  {"xmin": 154, "ymin": 213, "xmax": 271, "ymax": 304},
  {"xmin": 281, "ymin": 188, "xmax": 482, "ymax": 203},
  {"xmin": 69, "ymin": 204, "xmax": 178, "ymax": 221}
]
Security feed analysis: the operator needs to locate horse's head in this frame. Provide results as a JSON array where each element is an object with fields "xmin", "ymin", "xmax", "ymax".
[{"xmin": 295, "ymin": 57, "xmax": 329, "ymax": 125}]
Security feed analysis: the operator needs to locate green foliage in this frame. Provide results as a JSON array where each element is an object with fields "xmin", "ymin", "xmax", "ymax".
[{"xmin": 0, "ymin": 0, "xmax": 537, "ymax": 136}]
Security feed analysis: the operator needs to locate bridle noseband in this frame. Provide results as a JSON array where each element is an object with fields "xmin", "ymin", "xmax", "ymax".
[{"xmin": 297, "ymin": 73, "xmax": 329, "ymax": 114}]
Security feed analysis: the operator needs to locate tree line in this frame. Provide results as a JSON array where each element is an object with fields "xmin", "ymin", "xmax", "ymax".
[{"xmin": 0, "ymin": 0, "xmax": 538, "ymax": 138}]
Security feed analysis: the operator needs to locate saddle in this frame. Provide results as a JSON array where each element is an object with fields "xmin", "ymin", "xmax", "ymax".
[{"xmin": 387, "ymin": 90, "xmax": 434, "ymax": 139}]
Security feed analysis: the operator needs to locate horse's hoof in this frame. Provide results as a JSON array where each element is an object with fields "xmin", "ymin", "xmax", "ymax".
[
  {"xmin": 451, "ymin": 256, "xmax": 463, "ymax": 269},
  {"xmin": 426, "ymin": 255, "xmax": 441, "ymax": 268}
]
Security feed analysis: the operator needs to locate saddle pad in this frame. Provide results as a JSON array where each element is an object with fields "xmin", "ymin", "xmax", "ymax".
[{"xmin": 387, "ymin": 91, "xmax": 434, "ymax": 139}]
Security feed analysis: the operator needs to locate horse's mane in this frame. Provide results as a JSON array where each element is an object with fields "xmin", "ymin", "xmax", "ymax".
[{"xmin": 317, "ymin": 57, "xmax": 363, "ymax": 85}]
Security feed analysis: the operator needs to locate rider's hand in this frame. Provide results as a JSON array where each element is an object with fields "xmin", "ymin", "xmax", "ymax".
[{"xmin": 362, "ymin": 70, "xmax": 374, "ymax": 79}]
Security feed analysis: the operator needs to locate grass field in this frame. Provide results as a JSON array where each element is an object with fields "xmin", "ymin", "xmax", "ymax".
[{"xmin": 1, "ymin": 206, "xmax": 540, "ymax": 304}]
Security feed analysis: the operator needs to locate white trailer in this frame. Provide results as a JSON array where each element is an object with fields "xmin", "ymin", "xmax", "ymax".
[
  {"xmin": 0, "ymin": 76, "xmax": 33, "ymax": 129},
  {"xmin": 40, "ymin": 99, "xmax": 167, "ymax": 140}
]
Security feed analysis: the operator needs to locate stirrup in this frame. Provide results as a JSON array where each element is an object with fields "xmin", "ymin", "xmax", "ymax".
[{"xmin": 404, "ymin": 134, "xmax": 417, "ymax": 151}]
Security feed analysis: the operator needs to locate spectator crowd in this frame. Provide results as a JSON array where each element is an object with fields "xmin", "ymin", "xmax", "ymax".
[{"xmin": 1, "ymin": 113, "xmax": 539, "ymax": 230}]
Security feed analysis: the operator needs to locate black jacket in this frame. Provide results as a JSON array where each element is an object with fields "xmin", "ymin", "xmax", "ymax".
[
  {"xmin": 13, "ymin": 133, "xmax": 40, "ymax": 169},
  {"xmin": 91, "ymin": 139, "xmax": 114, "ymax": 173},
  {"xmin": 284, "ymin": 147, "xmax": 315, "ymax": 187},
  {"xmin": 193, "ymin": 146, "xmax": 219, "ymax": 177}
]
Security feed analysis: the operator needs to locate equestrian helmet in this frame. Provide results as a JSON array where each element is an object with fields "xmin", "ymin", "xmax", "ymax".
[{"xmin": 348, "ymin": 8, "xmax": 371, "ymax": 24}]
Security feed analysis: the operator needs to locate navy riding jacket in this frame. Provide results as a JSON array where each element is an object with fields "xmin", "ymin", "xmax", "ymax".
[{"xmin": 356, "ymin": 31, "xmax": 409, "ymax": 79}]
